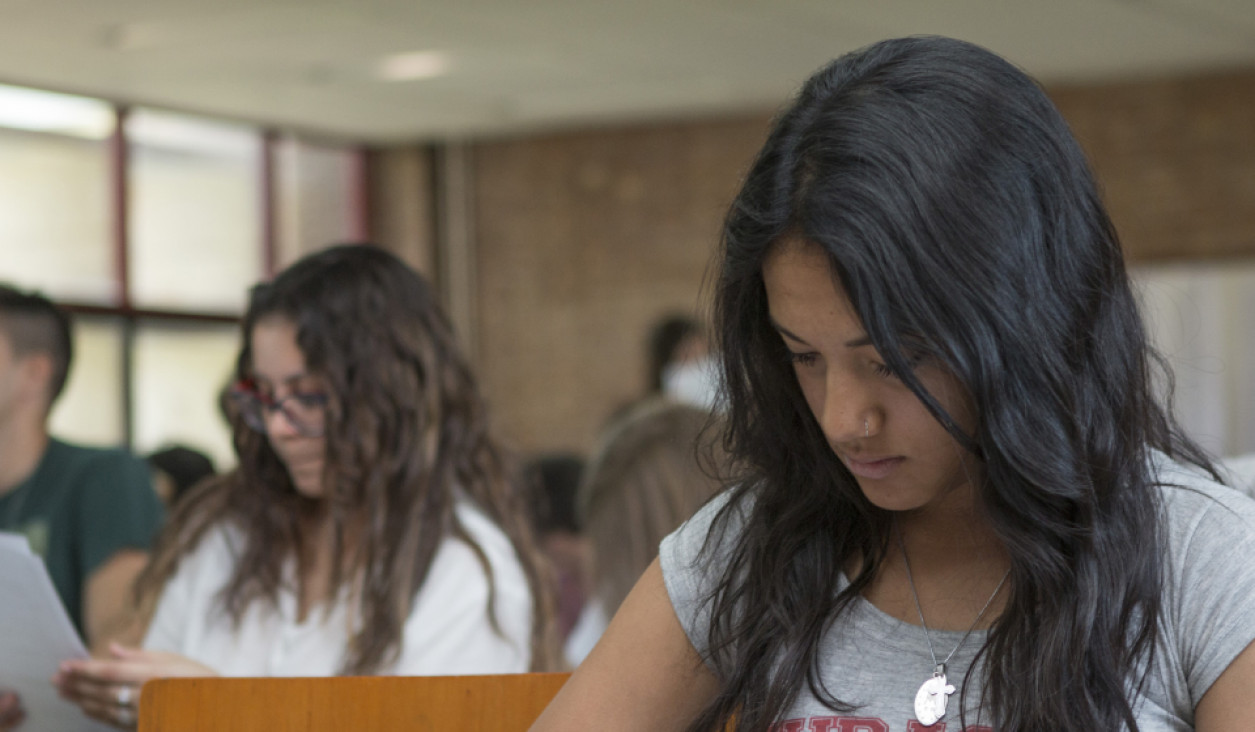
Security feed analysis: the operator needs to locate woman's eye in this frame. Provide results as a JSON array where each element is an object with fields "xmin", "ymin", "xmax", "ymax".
[
  {"xmin": 872, "ymin": 351, "xmax": 927, "ymax": 379},
  {"xmin": 787, "ymin": 352, "xmax": 819, "ymax": 367},
  {"xmin": 293, "ymin": 392, "xmax": 329, "ymax": 408}
]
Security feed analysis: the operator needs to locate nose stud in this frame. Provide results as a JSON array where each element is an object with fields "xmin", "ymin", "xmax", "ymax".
[{"xmin": 864, "ymin": 419, "xmax": 869, "ymax": 438}]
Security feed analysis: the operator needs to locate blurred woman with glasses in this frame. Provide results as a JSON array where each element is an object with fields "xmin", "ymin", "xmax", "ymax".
[{"xmin": 53, "ymin": 244, "xmax": 555, "ymax": 729}]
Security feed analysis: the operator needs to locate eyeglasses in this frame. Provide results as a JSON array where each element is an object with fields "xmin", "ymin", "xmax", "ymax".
[{"xmin": 228, "ymin": 379, "xmax": 328, "ymax": 437}]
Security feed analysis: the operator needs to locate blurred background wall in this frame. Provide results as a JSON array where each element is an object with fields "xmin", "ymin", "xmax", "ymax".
[{"xmin": 402, "ymin": 68, "xmax": 1255, "ymax": 457}]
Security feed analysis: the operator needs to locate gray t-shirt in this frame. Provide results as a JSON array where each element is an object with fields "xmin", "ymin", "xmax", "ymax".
[{"xmin": 659, "ymin": 457, "xmax": 1255, "ymax": 731}]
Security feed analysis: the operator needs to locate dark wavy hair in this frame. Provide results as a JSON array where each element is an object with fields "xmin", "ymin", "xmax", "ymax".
[
  {"xmin": 137, "ymin": 244, "xmax": 556, "ymax": 674},
  {"xmin": 692, "ymin": 36, "xmax": 1217, "ymax": 731}
]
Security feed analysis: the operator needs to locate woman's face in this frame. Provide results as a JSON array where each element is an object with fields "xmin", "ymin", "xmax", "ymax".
[
  {"xmin": 248, "ymin": 315, "xmax": 329, "ymax": 499},
  {"xmin": 761, "ymin": 238, "xmax": 982, "ymax": 519}
]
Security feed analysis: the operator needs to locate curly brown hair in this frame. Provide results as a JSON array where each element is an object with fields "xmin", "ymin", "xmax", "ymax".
[{"xmin": 136, "ymin": 244, "xmax": 556, "ymax": 674}]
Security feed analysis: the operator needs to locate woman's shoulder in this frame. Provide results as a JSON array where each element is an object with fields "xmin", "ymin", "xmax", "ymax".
[
  {"xmin": 450, "ymin": 496, "xmax": 520, "ymax": 562},
  {"xmin": 1153, "ymin": 454, "xmax": 1255, "ymax": 535},
  {"xmin": 1145, "ymin": 453, "xmax": 1255, "ymax": 718},
  {"xmin": 1151, "ymin": 453, "xmax": 1255, "ymax": 610},
  {"xmin": 654, "ymin": 485, "xmax": 760, "ymax": 666},
  {"xmin": 660, "ymin": 487, "xmax": 753, "ymax": 568},
  {"xmin": 395, "ymin": 496, "xmax": 533, "ymax": 674},
  {"xmin": 436, "ymin": 497, "xmax": 530, "ymax": 597},
  {"xmin": 161, "ymin": 518, "xmax": 246, "ymax": 584}
]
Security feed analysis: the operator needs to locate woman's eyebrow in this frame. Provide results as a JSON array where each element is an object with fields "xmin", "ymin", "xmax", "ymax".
[
  {"xmin": 768, "ymin": 317, "xmax": 809, "ymax": 345},
  {"xmin": 249, "ymin": 371, "xmax": 315, "ymax": 387},
  {"xmin": 768, "ymin": 317, "xmax": 874, "ymax": 349},
  {"xmin": 283, "ymin": 373, "xmax": 320, "ymax": 388}
]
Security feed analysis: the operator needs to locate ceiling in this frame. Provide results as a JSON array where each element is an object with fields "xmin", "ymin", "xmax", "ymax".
[{"xmin": 1, "ymin": 0, "xmax": 1253, "ymax": 143}]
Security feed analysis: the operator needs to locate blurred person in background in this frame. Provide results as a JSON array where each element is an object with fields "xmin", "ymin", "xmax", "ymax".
[
  {"xmin": 54, "ymin": 245, "xmax": 556, "ymax": 729},
  {"xmin": 147, "ymin": 444, "xmax": 216, "ymax": 509},
  {"xmin": 523, "ymin": 453, "xmax": 589, "ymax": 647},
  {"xmin": 0, "ymin": 284, "xmax": 163, "ymax": 648},
  {"xmin": 564, "ymin": 398, "xmax": 726, "ymax": 666},
  {"xmin": 0, "ymin": 284, "xmax": 164, "ymax": 731},
  {"xmin": 646, "ymin": 314, "xmax": 720, "ymax": 411}
]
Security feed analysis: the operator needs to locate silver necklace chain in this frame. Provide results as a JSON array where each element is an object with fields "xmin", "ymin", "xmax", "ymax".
[{"xmin": 897, "ymin": 526, "xmax": 1010, "ymax": 672}]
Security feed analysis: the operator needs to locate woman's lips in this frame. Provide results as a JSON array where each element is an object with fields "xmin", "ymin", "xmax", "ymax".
[{"xmin": 844, "ymin": 455, "xmax": 905, "ymax": 480}]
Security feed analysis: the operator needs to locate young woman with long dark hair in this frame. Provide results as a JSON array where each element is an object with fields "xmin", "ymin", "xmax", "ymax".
[
  {"xmin": 54, "ymin": 245, "xmax": 555, "ymax": 728},
  {"xmin": 532, "ymin": 36, "xmax": 1255, "ymax": 731}
]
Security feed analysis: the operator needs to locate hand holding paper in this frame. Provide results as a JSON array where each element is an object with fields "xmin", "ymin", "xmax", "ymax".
[
  {"xmin": 0, "ymin": 532, "xmax": 112, "ymax": 731},
  {"xmin": 53, "ymin": 643, "xmax": 217, "ymax": 729},
  {"xmin": 0, "ymin": 689, "xmax": 26, "ymax": 731}
]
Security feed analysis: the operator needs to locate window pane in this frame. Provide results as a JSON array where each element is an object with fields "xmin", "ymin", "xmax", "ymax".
[
  {"xmin": 128, "ymin": 109, "xmax": 263, "ymax": 312},
  {"xmin": 131, "ymin": 322, "xmax": 240, "ymax": 470},
  {"xmin": 275, "ymin": 137, "xmax": 361, "ymax": 267},
  {"xmin": 0, "ymin": 85, "xmax": 114, "ymax": 302},
  {"xmin": 48, "ymin": 316, "xmax": 125, "ymax": 446}
]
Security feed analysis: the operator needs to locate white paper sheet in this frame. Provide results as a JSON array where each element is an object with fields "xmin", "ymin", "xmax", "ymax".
[{"xmin": 0, "ymin": 531, "xmax": 113, "ymax": 731}]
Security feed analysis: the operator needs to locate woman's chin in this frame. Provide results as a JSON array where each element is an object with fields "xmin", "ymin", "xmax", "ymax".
[
  {"xmin": 289, "ymin": 470, "xmax": 326, "ymax": 499},
  {"xmin": 293, "ymin": 482, "xmax": 325, "ymax": 499}
]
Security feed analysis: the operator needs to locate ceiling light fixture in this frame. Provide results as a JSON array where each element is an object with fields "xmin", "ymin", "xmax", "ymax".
[
  {"xmin": 0, "ymin": 84, "xmax": 114, "ymax": 139},
  {"xmin": 376, "ymin": 50, "xmax": 450, "ymax": 81},
  {"xmin": 127, "ymin": 110, "xmax": 259, "ymax": 157}
]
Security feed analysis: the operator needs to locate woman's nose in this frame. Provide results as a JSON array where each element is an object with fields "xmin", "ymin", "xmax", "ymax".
[
  {"xmin": 264, "ymin": 406, "xmax": 302, "ymax": 437},
  {"xmin": 819, "ymin": 372, "xmax": 875, "ymax": 445}
]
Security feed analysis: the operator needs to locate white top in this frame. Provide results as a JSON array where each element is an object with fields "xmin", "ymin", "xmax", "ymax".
[{"xmin": 143, "ymin": 499, "xmax": 533, "ymax": 676}]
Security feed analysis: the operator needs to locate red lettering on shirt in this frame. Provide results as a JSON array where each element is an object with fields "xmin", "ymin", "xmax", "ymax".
[
  {"xmin": 774, "ymin": 718, "xmax": 990, "ymax": 731},
  {"xmin": 835, "ymin": 718, "xmax": 889, "ymax": 732}
]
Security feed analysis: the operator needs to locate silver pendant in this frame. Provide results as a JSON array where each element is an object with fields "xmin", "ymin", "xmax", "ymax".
[{"xmin": 913, "ymin": 666, "xmax": 956, "ymax": 726}]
